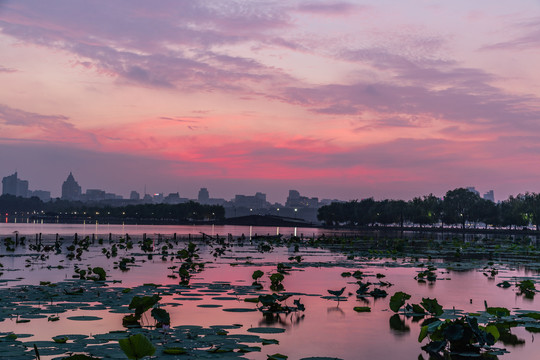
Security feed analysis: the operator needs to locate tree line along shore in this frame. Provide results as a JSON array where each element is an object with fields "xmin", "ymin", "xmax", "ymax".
[
  {"xmin": 318, "ymin": 188, "xmax": 540, "ymax": 231},
  {"xmin": 2, "ymin": 187, "xmax": 540, "ymax": 231}
]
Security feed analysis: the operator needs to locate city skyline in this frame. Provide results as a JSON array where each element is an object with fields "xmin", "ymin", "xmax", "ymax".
[
  {"xmin": 1, "ymin": 170, "xmax": 497, "ymax": 206},
  {"xmin": 0, "ymin": 170, "xmax": 337, "ymax": 205},
  {"xmin": 1, "ymin": 2, "xmax": 540, "ymax": 203}
]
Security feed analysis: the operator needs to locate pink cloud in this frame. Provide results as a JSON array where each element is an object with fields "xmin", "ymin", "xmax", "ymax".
[
  {"xmin": 0, "ymin": 104, "xmax": 98, "ymax": 145},
  {"xmin": 0, "ymin": 65, "xmax": 17, "ymax": 73},
  {"xmin": 483, "ymin": 17, "xmax": 540, "ymax": 50},
  {"xmin": 296, "ymin": 2, "xmax": 363, "ymax": 16}
]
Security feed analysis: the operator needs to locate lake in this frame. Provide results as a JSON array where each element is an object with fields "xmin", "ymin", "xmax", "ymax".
[{"xmin": 0, "ymin": 224, "xmax": 539, "ymax": 359}]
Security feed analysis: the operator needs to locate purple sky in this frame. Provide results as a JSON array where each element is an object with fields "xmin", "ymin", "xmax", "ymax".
[{"xmin": 1, "ymin": 1, "xmax": 540, "ymax": 203}]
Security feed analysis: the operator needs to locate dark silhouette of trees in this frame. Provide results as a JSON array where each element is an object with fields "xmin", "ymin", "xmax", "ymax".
[
  {"xmin": 0, "ymin": 195, "xmax": 224, "ymax": 223},
  {"xmin": 523, "ymin": 193, "xmax": 540, "ymax": 231},
  {"xmin": 408, "ymin": 194, "xmax": 441, "ymax": 228},
  {"xmin": 442, "ymin": 188, "xmax": 480, "ymax": 228},
  {"xmin": 0, "ymin": 194, "xmax": 44, "ymax": 212},
  {"xmin": 500, "ymin": 195, "xmax": 527, "ymax": 230},
  {"xmin": 316, "ymin": 202, "xmax": 341, "ymax": 226},
  {"xmin": 317, "ymin": 188, "xmax": 540, "ymax": 230}
]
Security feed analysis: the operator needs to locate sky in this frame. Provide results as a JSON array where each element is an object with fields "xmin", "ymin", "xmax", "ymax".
[{"xmin": 1, "ymin": 0, "xmax": 540, "ymax": 203}]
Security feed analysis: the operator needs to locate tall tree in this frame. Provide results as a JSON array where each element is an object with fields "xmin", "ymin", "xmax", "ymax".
[{"xmin": 442, "ymin": 188, "xmax": 481, "ymax": 228}]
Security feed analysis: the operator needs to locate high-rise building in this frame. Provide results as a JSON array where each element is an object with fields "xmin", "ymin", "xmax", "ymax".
[
  {"xmin": 285, "ymin": 189, "xmax": 319, "ymax": 208},
  {"xmin": 61, "ymin": 172, "xmax": 82, "ymax": 201},
  {"xmin": 130, "ymin": 191, "xmax": 140, "ymax": 200},
  {"xmin": 198, "ymin": 188, "xmax": 210, "ymax": 203},
  {"xmin": 483, "ymin": 190, "xmax": 495, "ymax": 202},
  {"xmin": 2, "ymin": 172, "xmax": 29, "ymax": 197}
]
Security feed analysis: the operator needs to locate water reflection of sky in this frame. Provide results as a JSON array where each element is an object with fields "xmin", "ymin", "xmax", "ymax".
[
  {"xmin": 0, "ymin": 229, "xmax": 540, "ymax": 359},
  {"xmin": 0, "ymin": 223, "xmax": 330, "ymax": 238}
]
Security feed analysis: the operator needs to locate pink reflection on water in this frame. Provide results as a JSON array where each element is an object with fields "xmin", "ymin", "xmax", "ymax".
[{"xmin": 1, "ymin": 235, "xmax": 540, "ymax": 359}]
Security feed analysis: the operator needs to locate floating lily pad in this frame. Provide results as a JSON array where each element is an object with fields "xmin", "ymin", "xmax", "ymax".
[
  {"xmin": 66, "ymin": 316, "xmax": 103, "ymax": 321},
  {"xmin": 353, "ymin": 306, "xmax": 371, "ymax": 312},
  {"xmin": 222, "ymin": 308, "xmax": 257, "ymax": 312},
  {"xmin": 197, "ymin": 304, "xmax": 223, "ymax": 308},
  {"xmin": 210, "ymin": 325, "xmax": 243, "ymax": 329},
  {"xmin": 93, "ymin": 331, "xmax": 129, "ymax": 341},
  {"xmin": 211, "ymin": 296, "xmax": 239, "ymax": 301},
  {"xmin": 173, "ymin": 325, "xmax": 203, "ymax": 331},
  {"xmin": 108, "ymin": 307, "xmax": 133, "ymax": 313},
  {"xmin": 78, "ymin": 305, "xmax": 108, "ymax": 311},
  {"xmin": 247, "ymin": 327, "xmax": 285, "ymax": 334}
]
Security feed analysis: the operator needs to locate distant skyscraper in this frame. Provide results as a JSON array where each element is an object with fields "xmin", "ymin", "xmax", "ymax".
[
  {"xmin": 285, "ymin": 189, "xmax": 318, "ymax": 208},
  {"xmin": 198, "ymin": 188, "xmax": 210, "ymax": 203},
  {"xmin": 130, "ymin": 190, "xmax": 140, "ymax": 200},
  {"xmin": 483, "ymin": 190, "xmax": 495, "ymax": 202},
  {"xmin": 61, "ymin": 172, "xmax": 82, "ymax": 201},
  {"xmin": 466, "ymin": 187, "xmax": 480, "ymax": 197},
  {"xmin": 2, "ymin": 172, "xmax": 29, "ymax": 197}
]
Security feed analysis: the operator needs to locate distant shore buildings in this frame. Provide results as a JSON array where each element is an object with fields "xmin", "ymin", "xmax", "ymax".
[
  {"xmin": 467, "ymin": 186, "xmax": 495, "ymax": 202},
  {"xmin": 2, "ymin": 172, "xmax": 28, "ymax": 198},
  {"xmin": 1, "ymin": 172, "xmax": 51, "ymax": 202},
  {"xmin": 2, "ymin": 171, "xmax": 497, "ymax": 224}
]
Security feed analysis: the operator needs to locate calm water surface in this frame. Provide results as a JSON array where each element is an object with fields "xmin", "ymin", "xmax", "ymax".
[{"xmin": 0, "ymin": 225, "xmax": 539, "ymax": 359}]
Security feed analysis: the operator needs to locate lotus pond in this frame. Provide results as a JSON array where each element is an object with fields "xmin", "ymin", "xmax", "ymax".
[{"xmin": 1, "ymin": 225, "xmax": 540, "ymax": 359}]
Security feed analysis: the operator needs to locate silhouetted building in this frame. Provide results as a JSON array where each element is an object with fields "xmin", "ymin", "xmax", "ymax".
[
  {"xmin": 466, "ymin": 187, "xmax": 480, "ymax": 197},
  {"xmin": 483, "ymin": 190, "xmax": 495, "ymax": 202},
  {"xmin": 163, "ymin": 192, "xmax": 188, "ymax": 204},
  {"xmin": 153, "ymin": 193, "xmax": 164, "ymax": 203},
  {"xmin": 61, "ymin": 172, "xmax": 82, "ymax": 201},
  {"xmin": 130, "ymin": 191, "xmax": 140, "ymax": 200},
  {"xmin": 234, "ymin": 192, "xmax": 267, "ymax": 209},
  {"xmin": 2, "ymin": 172, "xmax": 29, "ymax": 197},
  {"xmin": 319, "ymin": 198, "xmax": 343, "ymax": 206},
  {"xmin": 196, "ymin": 187, "xmax": 226, "ymax": 205},
  {"xmin": 198, "ymin": 188, "xmax": 210, "ymax": 203},
  {"xmin": 285, "ymin": 189, "xmax": 318, "ymax": 208},
  {"xmin": 29, "ymin": 190, "xmax": 51, "ymax": 202},
  {"xmin": 84, "ymin": 189, "xmax": 106, "ymax": 201}
]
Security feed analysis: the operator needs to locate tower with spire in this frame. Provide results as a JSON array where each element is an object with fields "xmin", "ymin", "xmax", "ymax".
[{"xmin": 61, "ymin": 172, "xmax": 82, "ymax": 201}]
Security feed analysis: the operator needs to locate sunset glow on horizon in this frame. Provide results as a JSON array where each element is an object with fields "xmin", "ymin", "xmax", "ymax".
[{"xmin": 1, "ymin": 0, "xmax": 540, "ymax": 203}]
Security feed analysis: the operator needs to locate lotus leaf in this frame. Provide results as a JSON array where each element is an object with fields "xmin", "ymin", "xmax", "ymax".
[
  {"xmin": 261, "ymin": 338, "xmax": 279, "ymax": 345},
  {"xmin": 53, "ymin": 335, "xmax": 68, "ymax": 343},
  {"xmin": 389, "ymin": 291, "xmax": 411, "ymax": 312},
  {"xmin": 518, "ymin": 312, "xmax": 540, "ymax": 320},
  {"xmin": 420, "ymin": 298, "xmax": 443, "ymax": 316},
  {"xmin": 92, "ymin": 267, "xmax": 106, "ymax": 281},
  {"xmin": 353, "ymin": 306, "xmax": 370, "ymax": 312},
  {"xmin": 150, "ymin": 307, "xmax": 170, "ymax": 325},
  {"xmin": 248, "ymin": 327, "xmax": 285, "ymax": 334},
  {"xmin": 118, "ymin": 333, "xmax": 156, "ymax": 360},
  {"xmin": 129, "ymin": 294, "xmax": 161, "ymax": 318},
  {"xmin": 163, "ymin": 347, "xmax": 187, "ymax": 355},
  {"xmin": 486, "ymin": 307, "xmax": 510, "ymax": 317},
  {"xmin": 268, "ymin": 354, "xmax": 288, "ymax": 360}
]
